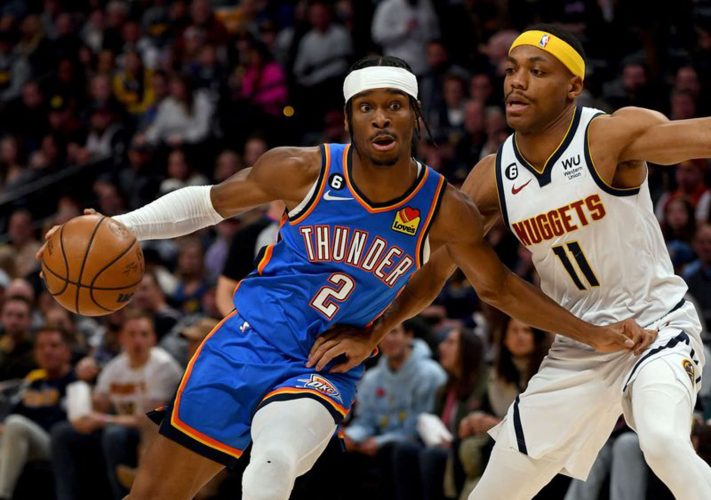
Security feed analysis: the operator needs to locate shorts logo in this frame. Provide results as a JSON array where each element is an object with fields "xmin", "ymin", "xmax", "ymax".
[
  {"xmin": 682, "ymin": 359, "xmax": 695, "ymax": 384},
  {"xmin": 392, "ymin": 207, "xmax": 420, "ymax": 236},
  {"xmin": 298, "ymin": 374, "xmax": 343, "ymax": 402},
  {"xmin": 539, "ymin": 34, "xmax": 550, "ymax": 48}
]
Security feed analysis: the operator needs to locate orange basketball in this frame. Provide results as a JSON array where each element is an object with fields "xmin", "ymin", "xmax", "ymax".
[{"xmin": 41, "ymin": 214, "xmax": 144, "ymax": 316}]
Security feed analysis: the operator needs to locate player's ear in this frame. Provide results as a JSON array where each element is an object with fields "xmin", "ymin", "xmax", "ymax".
[
  {"xmin": 343, "ymin": 107, "xmax": 349, "ymax": 133},
  {"xmin": 568, "ymin": 75, "xmax": 583, "ymax": 99}
]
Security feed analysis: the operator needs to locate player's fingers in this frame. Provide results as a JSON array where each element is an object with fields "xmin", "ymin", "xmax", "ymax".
[
  {"xmin": 308, "ymin": 336, "xmax": 329, "ymax": 362},
  {"xmin": 634, "ymin": 329, "xmax": 657, "ymax": 356},
  {"xmin": 84, "ymin": 208, "xmax": 97, "ymax": 215},
  {"xmin": 330, "ymin": 358, "xmax": 358, "ymax": 373},
  {"xmin": 315, "ymin": 345, "xmax": 345, "ymax": 372}
]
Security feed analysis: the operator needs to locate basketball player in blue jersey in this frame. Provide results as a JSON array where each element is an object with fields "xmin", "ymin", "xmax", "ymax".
[
  {"xmin": 38, "ymin": 55, "xmax": 651, "ymax": 500},
  {"xmin": 310, "ymin": 26, "xmax": 711, "ymax": 500}
]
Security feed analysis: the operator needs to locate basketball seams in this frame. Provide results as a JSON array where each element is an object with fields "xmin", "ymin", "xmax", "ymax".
[
  {"xmin": 89, "ymin": 239, "xmax": 141, "ymax": 310},
  {"xmin": 49, "ymin": 225, "xmax": 71, "ymax": 296},
  {"xmin": 74, "ymin": 216, "xmax": 107, "ymax": 315},
  {"xmin": 42, "ymin": 262, "xmax": 142, "ymax": 291}
]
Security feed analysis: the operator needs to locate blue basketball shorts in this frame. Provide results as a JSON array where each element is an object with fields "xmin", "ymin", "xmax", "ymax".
[{"xmin": 152, "ymin": 311, "xmax": 361, "ymax": 467}]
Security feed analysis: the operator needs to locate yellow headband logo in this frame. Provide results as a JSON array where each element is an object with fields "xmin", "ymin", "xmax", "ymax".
[{"xmin": 510, "ymin": 30, "xmax": 585, "ymax": 81}]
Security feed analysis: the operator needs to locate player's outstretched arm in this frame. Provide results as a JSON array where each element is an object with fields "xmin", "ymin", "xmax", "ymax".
[
  {"xmin": 596, "ymin": 107, "xmax": 711, "ymax": 166},
  {"xmin": 112, "ymin": 146, "xmax": 320, "ymax": 241},
  {"xmin": 437, "ymin": 186, "xmax": 654, "ymax": 353}
]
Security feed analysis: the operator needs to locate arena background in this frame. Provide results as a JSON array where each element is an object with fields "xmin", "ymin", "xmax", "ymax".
[{"xmin": 0, "ymin": 1, "xmax": 709, "ymax": 499}]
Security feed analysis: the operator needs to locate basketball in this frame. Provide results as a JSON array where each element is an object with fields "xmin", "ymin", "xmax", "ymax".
[{"xmin": 40, "ymin": 214, "xmax": 144, "ymax": 316}]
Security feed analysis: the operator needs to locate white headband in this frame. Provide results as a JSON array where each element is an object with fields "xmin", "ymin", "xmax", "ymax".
[{"xmin": 343, "ymin": 67, "xmax": 418, "ymax": 102}]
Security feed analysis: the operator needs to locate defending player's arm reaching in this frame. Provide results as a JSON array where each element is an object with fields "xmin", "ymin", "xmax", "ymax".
[{"xmin": 308, "ymin": 175, "xmax": 653, "ymax": 372}]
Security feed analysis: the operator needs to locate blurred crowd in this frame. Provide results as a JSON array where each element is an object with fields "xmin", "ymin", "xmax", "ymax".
[{"xmin": 0, "ymin": 0, "xmax": 709, "ymax": 499}]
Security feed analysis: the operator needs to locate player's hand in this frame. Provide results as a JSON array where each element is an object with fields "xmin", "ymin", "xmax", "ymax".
[
  {"xmin": 590, "ymin": 319, "xmax": 657, "ymax": 355},
  {"xmin": 35, "ymin": 209, "xmax": 103, "ymax": 270},
  {"xmin": 306, "ymin": 325, "xmax": 377, "ymax": 373}
]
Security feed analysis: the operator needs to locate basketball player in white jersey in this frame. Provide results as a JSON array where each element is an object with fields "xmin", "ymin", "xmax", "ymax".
[{"xmin": 309, "ymin": 25, "xmax": 711, "ymax": 499}]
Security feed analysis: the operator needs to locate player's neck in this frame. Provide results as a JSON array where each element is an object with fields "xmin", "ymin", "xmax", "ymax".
[
  {"xmin": 514, "ymin": 104, "xmax": 577, "ymax": 170},
  {"xmin": 351, "ymin": 151, "xmax": 418, "ymax": 204}
]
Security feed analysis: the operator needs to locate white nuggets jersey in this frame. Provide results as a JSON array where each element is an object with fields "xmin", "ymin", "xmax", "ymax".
[{"xmin": 496, "ymin": 106, "xmax": 688, "ymax": 333}]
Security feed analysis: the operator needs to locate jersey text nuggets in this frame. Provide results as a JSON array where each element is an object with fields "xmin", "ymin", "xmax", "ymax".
[
  {"xmin": 512, "ymin": 194, "xmax": 606, "ymax": 246},
  {"xmin": 299, "ymin": 225, "xmax": 414, "ymax": 287}
]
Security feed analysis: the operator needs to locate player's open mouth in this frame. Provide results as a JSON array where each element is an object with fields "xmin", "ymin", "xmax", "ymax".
[
  {"xmin": 506, "ymin": 99, "xmax": 529, "ymax": 113},
  {"xmin": 371, "ymin": 135, "xmax": 397, "ymax": 152}
]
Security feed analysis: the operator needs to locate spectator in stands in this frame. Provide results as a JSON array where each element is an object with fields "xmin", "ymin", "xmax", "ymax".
[
  {"xmin": 456, "ymin": 317, "xmax": 551, "ymax": 497},
  {"xmin": 433, "ymin": 72, "xmax": 469, "ymax": 141},
  {"xmin": 479, "ymin": 106, "xmax": 508, "ymax": 159},
  {"xmin": 565, "ymin": 420, "xmax": 647, "ymax": 500},
  {"xmin": 684, "ymin": 224, "xmax": 711, "ymax": 327},
  {"xmin": 3, "ymin": 209, "xmax": 40, "ymax": 278},
  {"xmin": 371, "ymin": 0, "xmax": 440, "ymax": 76},
  {"xmin": 0, "ymin": 135, "xmax": 29, "ymax": 192},
  {"xmin": 132, "ymin": 271, "xmax": 182, "ymax": 341},
  {"xmin": 118, "ymin": 138, "xmax": 160, "ymax": 210},
  {"xmin": 293, "ymin": 0, "xmax": 352, "ymax": 130},
  {"xmin": 452, "ymin": 99, "xmax": 487, "ymax": 176},
  {"xmin": 143, "ymin": 73, "xmax": 214, "ymax": 147},
  {"xmin": 240, "ymin": 38, "xmax": 288, "ymax": 118},
  {"xmin": 243, "ymin": 134, "xmax": 268, "ymax": 168},
  {"xmin": 0, "ymin": 29, "xmax": 30, "ymax": 104},
  {"xmin": 189, "ymin": 0, "xmax": 229, "ymax": 47},
  {"xmin": 661, "ymin": 198, "xmax": 697, "ymax": 273},
  {"xmin": 158, "ymin": 148, "xmax": 208, "ymax": 196},
  {"xmin": 112, "ymin": 49, "xmax": 155, "ymax": 116},
  {"xmin": 392, "ymin": 327, "xmax": 487, "ymax": 500},
  {"xmin": 82, "ymin": 103, "xmax": 129, "ymax": 164},
  {"xmin": 180, "ymin": 317, "xmax": 219, "ymax": 359},
  {"xmin": 215, "ymin": 201, "xmax": 282, "ymax": 316},
  {"xmin": 0, "ymin": 296, "xmax": 35, "ymax": 381},
  {"xmin": 603, "ymin": 59, "xmax": 657, "ymax": 110},
  {"xmin": 170, "ymin": 237, "xmax": 210, "ymax": 314},
  {"xmin": 203, "ymin": 216, "xmax": 241, "ymax": 283},
  {"xmin": 2, "ymin": 80, "xmax": 48, "ymax": 153},
  {"xmin": 50, "ymin": 310, "xmax": 182, "ymax": 500},
  {"xmin": 654, "ymin": 159, "xmax": 710, "ymax": 222},
  {"xmin": 342, "ymin": 320, "xmax": 447, "ymax": 500},
  {"xmin": 93, "ymin": 179, "xmax": 127, "ymax": 217},
  {"xmin": 0, "ymin": 326, "xmax": 75, "ymax": 499},
  {"xmin": 670, "ymin": 89, "xmax": 698, "ymax": 120},
  {"xmin": 212, "ymin": 149, "xmax": 242, "ymax": 183}
]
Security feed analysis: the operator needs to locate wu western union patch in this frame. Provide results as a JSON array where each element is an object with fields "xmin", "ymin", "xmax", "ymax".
[{"xmin": 392, "ymin": 207, "xmax": 420, "ymax": 236}]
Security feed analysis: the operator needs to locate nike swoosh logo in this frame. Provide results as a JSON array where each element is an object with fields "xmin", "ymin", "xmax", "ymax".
[
  {"xmin": 323, "ymin": 190, "xmax": 353, "ymax": 201},
  {"xmin": 511, "ymin": 179, "xmax": 532, "ymax": 195}
]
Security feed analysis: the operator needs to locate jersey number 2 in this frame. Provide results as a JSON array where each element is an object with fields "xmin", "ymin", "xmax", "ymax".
[
  {"xmin": 310, "ymin": 273, "xmax": 356, "ymax": 319},
  {"xmin": 552, "ymin": 242, "xmax": 599, "ymax": 290}
]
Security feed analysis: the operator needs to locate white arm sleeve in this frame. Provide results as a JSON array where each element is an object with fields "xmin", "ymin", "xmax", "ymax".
[{"xmin": 113, "ymin": 185, "xmax": 224, "ymax": 241}]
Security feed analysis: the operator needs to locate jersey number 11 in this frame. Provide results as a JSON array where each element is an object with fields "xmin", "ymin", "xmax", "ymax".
[{"xmin": 552, "ymin": 242, "xmax": 600, "ymax": 290}]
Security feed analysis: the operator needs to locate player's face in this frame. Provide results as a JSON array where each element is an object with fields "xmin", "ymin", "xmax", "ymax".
[
  {"xmin": 503, "ymin": 45, "xmax": 581, "ymax": 133},
  {"xmin": 504, "ymin": 318, "xmax": 535, "ymax": 358},
  {"xmin": 349, "ymin": 88, "xmax": 415, "ymax": 168}
]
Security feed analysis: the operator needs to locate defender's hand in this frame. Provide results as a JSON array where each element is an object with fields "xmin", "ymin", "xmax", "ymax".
[
  {"xmin": 588, "ymin": 319, "xmax": 657, "ymax": 355},
  {"xmin": 306, "ymin": 325, "xmax": 376, "ymax": 373}
]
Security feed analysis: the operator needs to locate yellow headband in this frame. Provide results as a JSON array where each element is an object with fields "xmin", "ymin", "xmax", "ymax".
[{"xmin": 509, "ymin": 30, "xmax": 585, "ymax": 80}]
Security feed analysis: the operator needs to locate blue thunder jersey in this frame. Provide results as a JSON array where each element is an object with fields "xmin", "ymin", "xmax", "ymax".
[{"xmin": 233, "ymin": 143, "xmax": 446, "ymax": 357}]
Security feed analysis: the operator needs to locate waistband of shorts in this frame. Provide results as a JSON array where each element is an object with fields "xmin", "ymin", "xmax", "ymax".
[{"xmin": 642, "ymin": 298, "xmax": 685, "ymax": 329}]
